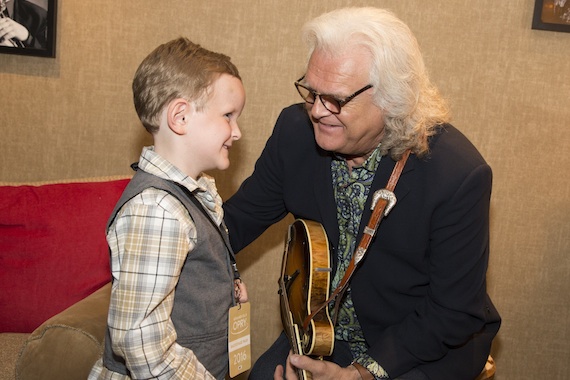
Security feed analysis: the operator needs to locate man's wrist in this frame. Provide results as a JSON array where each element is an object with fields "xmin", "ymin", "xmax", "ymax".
[{"xmin": 350, "ymin": 363, "xmax": 374, "ymax": 380}]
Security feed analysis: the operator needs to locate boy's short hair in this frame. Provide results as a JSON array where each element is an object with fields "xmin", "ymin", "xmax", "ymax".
[{"xmin": 132, "ymin": 37, "xmax": 241, "ymax": 133}]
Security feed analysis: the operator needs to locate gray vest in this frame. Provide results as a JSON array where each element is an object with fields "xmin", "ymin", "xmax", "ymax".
[{"xmin": 103, "ymin": 169, "xmax": 235, "ymax": 379}]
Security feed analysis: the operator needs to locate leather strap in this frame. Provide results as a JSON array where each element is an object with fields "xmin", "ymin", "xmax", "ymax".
[
  {"xmin": 351, "ymin": 363, "xmax": 375, "ymax": 380},
  {"xmin": 303, "ymin": 149, "xmax": 411, "ymax": 331}
]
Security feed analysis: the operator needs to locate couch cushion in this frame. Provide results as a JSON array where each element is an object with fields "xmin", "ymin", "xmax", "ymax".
[
  {"xmin": 0, "ymin": 177, "xmax": 129, "ymax": 333},
  {"xmin": 0, "ymin": 333, "xmax": 29, "ymax": 380},
  {"xmin": 15, "ymin": 282, "xmax": 111, "ymax": 380}
]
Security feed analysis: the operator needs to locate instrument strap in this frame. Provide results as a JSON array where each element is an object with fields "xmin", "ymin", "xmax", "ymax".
[{"xmin": 303, "ymin": 149, "xmax": 411, "ymax": 331}]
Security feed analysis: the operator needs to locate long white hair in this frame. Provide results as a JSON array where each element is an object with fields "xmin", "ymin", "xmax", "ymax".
[{"xmin": 302, "ymin": 7, "xmax": 450, "ymax": 159}]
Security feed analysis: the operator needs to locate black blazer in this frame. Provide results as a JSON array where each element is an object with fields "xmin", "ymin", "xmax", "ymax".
[{"xmin": 224, "ymin": 104, "xmax": 500, "ymax": 379}]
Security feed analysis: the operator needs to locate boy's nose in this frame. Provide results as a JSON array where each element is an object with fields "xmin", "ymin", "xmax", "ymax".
[{"xmin": 233, "ymin": 124, "xmax": 242, "ymax": 140}]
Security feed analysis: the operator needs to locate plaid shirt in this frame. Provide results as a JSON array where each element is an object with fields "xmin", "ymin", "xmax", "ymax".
[{"xmin": 89, "ymin": 147, "xmax": 222, "ymax": 380}]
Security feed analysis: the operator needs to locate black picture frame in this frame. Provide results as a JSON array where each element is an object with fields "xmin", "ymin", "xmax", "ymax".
[
  {"xmin": 532, "ymin": 0, "xmax": 570, "ymax": 33},
  {"xmin": 0, "ymin": 0, "xmax": 57, "ymax": 57}
]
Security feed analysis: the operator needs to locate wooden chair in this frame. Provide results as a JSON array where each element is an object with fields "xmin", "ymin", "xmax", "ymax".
[{"xmin": 475, "ymin": 356, "xmax": 496, "ymax": 380}]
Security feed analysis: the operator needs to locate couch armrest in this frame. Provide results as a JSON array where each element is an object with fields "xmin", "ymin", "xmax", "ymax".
[{"xmin": 16, "ymin": 283, "xmax": 111, "ymax": 380}]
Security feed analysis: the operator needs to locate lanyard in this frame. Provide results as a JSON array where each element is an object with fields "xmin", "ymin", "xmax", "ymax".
[{"xmin": 173, "ymin": 181, "xmax": 241, "ymax": 281}]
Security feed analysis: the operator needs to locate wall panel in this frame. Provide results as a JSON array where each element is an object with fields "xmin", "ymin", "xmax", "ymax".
[{"xmin": 1, "ymin": 1, "xmax": 569, "ymax": 378}]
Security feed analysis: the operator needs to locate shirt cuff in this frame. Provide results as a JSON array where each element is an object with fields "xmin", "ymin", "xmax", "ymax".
[{"xmin": 353, "ymin": 354, "xmax": 389, "ymax": 379}]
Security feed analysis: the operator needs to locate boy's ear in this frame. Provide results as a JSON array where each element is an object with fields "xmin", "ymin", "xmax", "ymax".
[{"xmin": 167, "ymin": 98, "xmax": 191, "ymax": 135}]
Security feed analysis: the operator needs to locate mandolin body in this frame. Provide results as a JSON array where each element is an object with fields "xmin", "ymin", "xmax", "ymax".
[{"xmin": 279, "ymin": 219, "xmax": 335, "ymax": 359}]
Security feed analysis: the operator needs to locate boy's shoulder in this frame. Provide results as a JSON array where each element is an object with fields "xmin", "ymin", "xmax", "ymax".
[{"xmin": 113, "ymin": 175, "xmax": 194, "ymax": 232}]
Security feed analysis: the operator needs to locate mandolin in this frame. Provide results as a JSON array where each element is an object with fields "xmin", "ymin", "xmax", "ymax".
[{"xmin": 278, "ymin": 219, "xmax": 335, "ymax": 380}]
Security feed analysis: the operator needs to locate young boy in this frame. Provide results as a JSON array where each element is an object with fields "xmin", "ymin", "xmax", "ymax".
[{"xmin": 89, "ymin": 37, "xmax": 247, "ymax": 380}]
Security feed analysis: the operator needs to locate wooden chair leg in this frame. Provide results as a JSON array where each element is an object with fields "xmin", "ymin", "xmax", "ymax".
[{"xmin": 475, "ymin": 355, "xmax": 496, "ymax": 380}]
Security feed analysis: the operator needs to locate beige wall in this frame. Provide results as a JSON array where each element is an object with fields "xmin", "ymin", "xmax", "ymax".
[{"xmin": 1, "ymin": 1, "xmax": 569, "ymax": 378}]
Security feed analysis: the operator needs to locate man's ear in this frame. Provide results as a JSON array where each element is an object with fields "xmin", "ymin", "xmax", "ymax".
[{"xmin": 167, "ymin": 98, "xmax": 191, "ymax": 135}]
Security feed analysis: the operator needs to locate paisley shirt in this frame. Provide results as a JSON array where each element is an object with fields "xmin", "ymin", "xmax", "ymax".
[{"xmin": 330, "ymin": 146, "xmax": 389, "ymax": 379}]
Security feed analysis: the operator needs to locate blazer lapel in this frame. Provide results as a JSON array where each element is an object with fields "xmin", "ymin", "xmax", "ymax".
[
  {"xmin": 312, "ymin": 151, "xmax": 414, "ymax": 266},
  {"xmin": 313, "ymin": 152, "xmax": 340, "ymax": 250}
]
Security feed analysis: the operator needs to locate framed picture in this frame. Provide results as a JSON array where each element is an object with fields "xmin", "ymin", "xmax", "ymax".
[
  {"xmin": 0, "ymin": 0, "xmax": 57, "ymax": 57},
  {"xmin": 532, "ymin": 0, "xmax": 570, "ymax": 33}
]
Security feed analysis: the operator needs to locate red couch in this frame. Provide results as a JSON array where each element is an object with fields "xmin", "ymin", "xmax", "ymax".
[{"xmin": 0, "ymin": 176, "xmax": 129, "ymax": 380}]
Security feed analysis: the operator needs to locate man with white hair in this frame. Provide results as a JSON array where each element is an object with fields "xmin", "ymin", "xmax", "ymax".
[{"xmin": 225, "ymin": 7, "xmax": 500, "ymax": 380}]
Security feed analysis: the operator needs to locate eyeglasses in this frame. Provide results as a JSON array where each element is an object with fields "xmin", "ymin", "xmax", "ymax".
[{"xmin": 294, "ymin": 76, "xmax": 373, "ymax": 114}]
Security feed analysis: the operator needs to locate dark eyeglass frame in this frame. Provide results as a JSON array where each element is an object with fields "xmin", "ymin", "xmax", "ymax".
[{"xmin": 294, "ymin": 76, "xmax": 373, "ymax": 114}]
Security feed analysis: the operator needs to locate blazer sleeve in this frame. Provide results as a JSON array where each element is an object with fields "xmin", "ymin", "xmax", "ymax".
[
  {"xmin": 224, "ymin": 105, "xmax": 310, "ymax": 252},
  {"xmin": 366, "ymin": 153, "xmax": 495, "ymax": 377}
]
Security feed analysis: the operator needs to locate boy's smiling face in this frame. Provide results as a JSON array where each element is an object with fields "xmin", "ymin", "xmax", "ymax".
[{"xmin": 182, "ymin": 73, "xmax": 245, "ymax": 178}]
